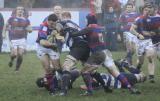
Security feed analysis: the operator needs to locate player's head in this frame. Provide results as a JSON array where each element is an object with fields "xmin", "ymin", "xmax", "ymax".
[
  {"xmin": 12, "ymin": 5, "xmax": 29, "ymax": 18},
  {"xmin": 53, "ymin": 5, "xmax": 62, "ymax": 18},
  {"xmin": 125, "ymin": 3, "xmax": 134, "ymax": 13},
  {"xmin": 86, "ymin": 13, "xmax": 97, "ymax": 26},
  {"xmin": 47, "ymin": 14, "xmax": 58, "ymax": 28},
  {"xmin": 141, "ymin": 4, "xmax": 152, "ymax": 16},
  {"xmin": 147, "ymin": 4, "xmax": 155, "ymax": 16},
  {"xmin": 15, "ymin": 6, "xmax": 25, "ymax": 17},
  {"xmin": 61, "ymin": 11, "xmax": 71, "ymax": 20},
  {"xmin": 36, "ymin": 77, "xmax": 45, "ymax": 88}
]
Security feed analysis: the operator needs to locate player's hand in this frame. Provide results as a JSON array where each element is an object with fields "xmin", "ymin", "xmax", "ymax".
[
  {"xmin": 26, "ymin": 26, "xmax": 32, "ymax": 33},
  {"xmin": 51, "ymin": 43, "xmax": 58, "ymax": 51},
  {"xmin": 138, "ymin": 34, "xmax": 144, "ymax": 40}
]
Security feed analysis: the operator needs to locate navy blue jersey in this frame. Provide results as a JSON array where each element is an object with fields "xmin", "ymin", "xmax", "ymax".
[{"xmin": 60, "ymin": 20, "xmax": 88, "ymax": 48}]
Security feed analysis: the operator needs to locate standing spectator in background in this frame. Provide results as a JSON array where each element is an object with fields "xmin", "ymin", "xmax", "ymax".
[
  {"xmin": 102, "ymin": 0, "xmax": 121, "ymax": 16},
  {"xmin": 103, "ymin": 6, "xmax": 120, "ymax": 51},
  {"xmin": 91, "ymin": 0, "xmax": 103, "ymax": 25},
  {"xmin": 119, "ymin": 0, "xmax": 129, "ymax": 8},
  {"xmin": 2, "ymin": 6, "xmax": 32, "ymax": 71},
  {"xmin": 0, "ymin": 12, "xmax": 4, "ymax": 53}
]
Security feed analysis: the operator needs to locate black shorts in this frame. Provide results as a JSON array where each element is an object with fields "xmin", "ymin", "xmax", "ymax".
[
  {"xmin": 69, "ymin": 44, "xmax": 90, "ymax": 62},
  {"xmin": 86, "ymin": 51, "xmax": 106, "ymax": 65}
]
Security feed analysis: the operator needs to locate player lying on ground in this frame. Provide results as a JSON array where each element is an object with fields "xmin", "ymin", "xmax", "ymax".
[{"xmin": 80, "ymin": 71, "xmax": 146, "ymax": 91}]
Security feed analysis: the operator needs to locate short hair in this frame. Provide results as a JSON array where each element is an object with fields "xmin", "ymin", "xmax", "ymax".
[
  {"xmin": 48, "ymin": 14, "xmax": 58, "ymax": 22},
  {"xmin": 126, "ymin": 3, "xmax": 133, "ymax": 8},
  {"xmin": 140, "ymin": 3, "xmax": 153, "ymax": 13},
  {"xmin": 62, "ymin": 11, "xmax": 71, "ymax": 18},
  {"xmin": 86, "ymin": 13, "xmax": 97, "ymax": 26}
]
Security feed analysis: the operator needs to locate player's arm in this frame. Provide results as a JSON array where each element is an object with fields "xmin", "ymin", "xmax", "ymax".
[
  {"xmin": 26, "ymin": 25, "xmax": 32, "ymax": 33},
  {"xmin": 71, "ymin": 27, "xmax": 92, "ymax": 37},
  {"xmin": 142, "ymin": 31, "xmax": 155, "ymax": 36},
  {"xmin": 130, "ymin": 23, "xmax": 144, "ymax": 39},
  {"xmin": 38, "ymin": 27, "xmax": 57, "ymax": 50},
  {"xmin": 40, "ymin": 39, "xmax": 56, "ymax": 48},
  {"xmin": 2, "ymin": 22, "xmax": 9, "ymax": 39},
  {"xmin": 25, "ymin": 19, "xmax": 32, "ymax": 33}
]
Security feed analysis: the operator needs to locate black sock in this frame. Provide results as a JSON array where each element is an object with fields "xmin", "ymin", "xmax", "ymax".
[
  {"xmin": 91, "ymin": 72, "xmax": 105, "ymax": 87},
  {"xmin": 137, "ymin": 63, "xmax": 142, "ymax": 70},
  {"xmin": 125, "ymin": 51, "xmax": 134, "ymax": 64},
  {"xmin": 149, "ymin": 75, "xmax": 154, "ymax": 79},
  {"xmin": 61, "ymin": 71, "xmax": 71, "ymax": 93},
  {"xmin": 10, "ymin": 55, "xmax": 16, "ymax": 63},
  {"xmin": 82, "ymin": 73, "xmax": 93, "ymax": 93},
  {"xmin": 15, "ymin": 56, "xmax": 23, "ymax": 71},
  {"xmin": 70, "ymin": 70, "xmax": 80, "ymax": 84}
]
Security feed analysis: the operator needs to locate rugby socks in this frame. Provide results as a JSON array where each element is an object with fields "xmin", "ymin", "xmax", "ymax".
[
  {"xmin": 91, "ymin": 72, "xmax": 112, "ymax": 93},
  {"xmin": 117, "ymin": 74, "xmax": 131, "ymax": 89},
  {"xmin": 82, "ymin": 73, "xmax": 93, "ymax": 94},
  {"xmin": 70, "ymin": 70, "xmax": 80, "ymax": 88},
  {"xmin": 91, "ymin": 72, "xmax": 105, "ymax": 87},
  {"xmin": 128, "ymin": 67, "xmax": 140, "ymax": 74},
  {"xmin": 137, "ymin": 63, "xmax": 142, "ymax": 70},
  {"xmin": 125, "ymin": 51, "xmax": 134, "ymax": 65},
  {"xmin": 15, "ymin": 56, "xmax": 23, "ymax": 71},
  {"xmin": 149, "ymin": 75, "xmax": 155, "ymax": 83},
  {"xmin": 8, "ymin": 55, "xmax": 16, "ymax": 67},
  {"xmin": 45, "ymin": 74, "xmax": 55, "ymax": 93},
  {"xmin": 61, "ymin": 71, "xmax": 71, "ymax": 94}
]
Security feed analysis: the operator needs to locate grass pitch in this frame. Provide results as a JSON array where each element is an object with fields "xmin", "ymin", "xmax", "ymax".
[{"xmin": 0, "ymin": 52, "xmax": 160, "ymax": 101}]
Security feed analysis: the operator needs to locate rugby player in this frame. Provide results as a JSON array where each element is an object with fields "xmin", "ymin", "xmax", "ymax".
[
  {"xmin": 119, "ymin": 3, "xmax": 140, "ymax": 64},
  {"xmin": 71, "ymin": 14, "xmax": 140, "ymax": 96},
  {"xmin": 130, "ymin": 4, "xmax": 157, "ymax": 83},
  {"xmin": 3, "ymin": 6, "xmax": 32, "ymax": 71},
  {"xmin": 36, "ymin": 14, "xmax": 62, "ymax": 95}
]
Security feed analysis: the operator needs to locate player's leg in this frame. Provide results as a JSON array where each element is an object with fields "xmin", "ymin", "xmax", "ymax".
[
  {"xmin": 8, "ymin": 47, "xmax": 17, "ymax": 67},
  {"xmin": 136, "ymin": 40, "xmax": 146, "ymax": 70},
  {"xmin": 69, "ymin": 69, "xmax": 80, "ymax": 89},
  {"xmin": 103, "ymin": 49, "xmax": 140, "ymax": 94},
  {"xmin": 60, "ymin": 46, "xmax": 89, "ymax": 96},
  {"xmin": 80, "ymin": 51, "xmax": 106, "ymax": 96},
  {"xmin": 60, "ymin": 55, "xmax": 77, "ymax": 96},
  {"xmin": 146, "ymin": 46, "xmax": 156, "ymax": 83},
  {"xmin": 15, "ymin": 47, "xmax": 25, "ymax": 71},
  {"xmin": 124, "ymin": 32, "xmax": 135, "ymax": 64},
  {"xmin": 40, "ymin": 54, "xmax": 57, "ymax": 95}
]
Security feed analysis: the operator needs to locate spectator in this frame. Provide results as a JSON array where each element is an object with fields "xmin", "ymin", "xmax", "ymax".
[
  {"xmin": 102, "ymin": 0, "xmax": 121, "ymax": 16},
  {"xmin": 0, "ymin": 12, "xmax": 4, "ymax": 53},
  {"xmin": 103, "ymin": 6, "xmax": 119, "ymax": 51},
  {"xmin": 91, "ymin": 0, "xmax": 103, "ymax": 25}
]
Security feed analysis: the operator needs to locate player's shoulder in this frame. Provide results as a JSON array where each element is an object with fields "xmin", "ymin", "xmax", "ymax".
[{"xmin": 39, "ymin": 22, "xmax": 48, "ymax": 31}]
